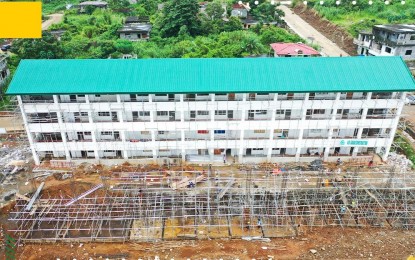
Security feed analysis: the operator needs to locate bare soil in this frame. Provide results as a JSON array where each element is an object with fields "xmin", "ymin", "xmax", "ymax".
[
  {"xmin": 9, "ymin": 228, "xmax": 415, "ymax": 259},
  {"xmin": 292, "ymin": 4, "xmax": 356, "ymax": 56}
]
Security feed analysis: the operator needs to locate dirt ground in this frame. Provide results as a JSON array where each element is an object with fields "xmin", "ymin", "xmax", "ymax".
[
  {"xmin": 9, "ymin": 227, "xmax": 415, "ymax": 259},
  {"xmin": 292, "ymin": 4, "xmax": 356, "ymax": 56},
  {"xmin": 1, "ymin": 162, "xmax": 414, "ymax": 259}
]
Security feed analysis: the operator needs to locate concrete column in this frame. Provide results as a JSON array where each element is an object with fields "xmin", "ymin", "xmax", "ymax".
[
  {"xmin": 352, "ymin": 147, "xmax": 359, "ymax": 157},
  {"xmin": 87, "ymin": 111, "xmax": 99, "ymax": 160},
  {"xmin": 151, "ymin": 130, "xmax": 157, "ymax": 160},
  {"xmin": 324, "ymin": 93, "xmax": 341, "ymax": 161},
  {"xmin": 181, "ymin": 130, "xmax": 185, "ymax": 162},
  {"xmin": 267, "ymin": 94, "xmax": 278, "ymax": 160},
  {"xmin": 210, "ymin": 129, "xmax": 215, "ymax": 161},
  {"xmin": 296, "ymin": 93, "xmax": 309, "ymax": 162},
  {"xmin": 91, "ymin": 130, "xmax": 99, "ymax": 160},
  {"xmin": 53, "ymin": 95, "xmax": 70, "ymax": 160},
  {"xmin": 382, "ymin": 91, "xmax": 405, "ymax": 161},
  {"xmin": 179, "ymin": 94, "xmax": 186, "ymax": 162},
  {"xmin": 56, "ymin": 111, "xmax": 70, "ymax": 161},
  {"xmin": 180, "ymin": 94, "xmax": 184, "ymax": 123},
  {"xmin": 149, "ymin": 94, "xmax": 154, "ymax": 123},
  {"xmin": 210, "ymin": 94, "xmax": 215, "ymax": 161},
  {"xmin": 238, "ymin": 94, "xmax": 247, "ymax": 161},
  {"xmin": 120, "ymin": 130, "xmax": 128, "ymax": 159},
  {"xmin": 323, "ymin": 128, "xmax": 334, "ymax": 160},
  {"xmin": 18, "ymin": 96, "xmax": 40, "ymax": 165}
]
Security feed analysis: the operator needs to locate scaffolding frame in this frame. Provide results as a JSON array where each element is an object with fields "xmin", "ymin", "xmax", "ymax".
[{"xmin": 9, "ymin": 165, "xmax": 415, "ymax": 243}]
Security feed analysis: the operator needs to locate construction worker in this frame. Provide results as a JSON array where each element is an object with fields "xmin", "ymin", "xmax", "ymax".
[
  {"xmin": 336, "ymin": 158, "xmax": 342, "ymax": 166},
  {"xmin": 257, "ymin": 218, "xmax": 262, "ymax": 228},
  {"xmin": 368, "ymin": 160, "xmax": 374, "ymax": 167},
  {"xmin": 340, "ymin": 205, "xmax": 347, "ymax": 214}
]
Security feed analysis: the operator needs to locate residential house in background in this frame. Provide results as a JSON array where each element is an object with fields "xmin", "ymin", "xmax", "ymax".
[
  {"xmin": 354, "ymin": 24, "xmax": 415, "ymax": 60},
  {"xmin": 118, "ymin": 16, "xmax": 152, "ymax": 41},
  {"xmin": 231, "ymin": 4, "xmax": 248, "ymax": 18},
  {"xmin": 0, "ymin": 54, "xmax": 10, "ymax": 87},
  {"xmin": 78, "ymin": 1, "xmax": 108, "ymax": 12},
  {"xmin": 270, "ymin": 43, "xmax": 320, "ymax": 57},
  {"xmin": 49, "ymin": 30, "xmax": 66, "ymax": 41}
]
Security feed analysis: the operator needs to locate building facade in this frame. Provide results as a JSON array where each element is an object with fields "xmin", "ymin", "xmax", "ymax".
[
  {"xmin": 355, "ymin": 24, "xmax": 415, "ymax": 60},
  {"xmin": 7, "ymin": 57, "xmax": 415, "ymax": 165}
]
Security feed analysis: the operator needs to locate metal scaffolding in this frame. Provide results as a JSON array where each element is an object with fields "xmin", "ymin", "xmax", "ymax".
[{"xmin": 9, "ymin": 164, "xmax": 415, "ymax": 243}]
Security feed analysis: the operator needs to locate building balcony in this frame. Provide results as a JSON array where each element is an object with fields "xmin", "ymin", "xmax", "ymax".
[
  {"xmin": 93, "ymin": 118, "xmax": 119, "ymax": 123},
  {"xmin": 366, "ymin": 114, "xmax": 396, "ymax": 119},
  {"xmin": 124, "ymin": 118, "xmax": 150, "ymax": 122},
  {"xmin": 154, "ymin": 118, "xmax": 181, "ymax": 122},
  {"xmin": 97, "ymin": 138, "xmax": 122, "ymax": 142},
  {"xmin": 34, "ymin": 139, "xmax": 63, "ymax": 143},
  {"xmin": 306, "ymin": 115, "xmax": 332, "ymax": 120},
  {"xmin": 247, "ymin": 117, "xmax": 272, "ymax": 121},
  {"xmin": 27, "ymin": 117, "xmax": 59, "ymax": 123},
  {"xmin": 127, "ymin": 138, "xmax": 152, "ymax": 142},
  {"xmin": 336, "ymin": 114, "xmax": 362, "ymax": 120},
  {"xmin": 21, "ymin": 98, "xmax": 54, "ymax": 103},
  {"xmin": 187, "ymin": 118, "xmax": 211, "ymax": 122}
]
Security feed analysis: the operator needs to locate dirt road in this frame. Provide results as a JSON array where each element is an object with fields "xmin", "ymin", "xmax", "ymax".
[
  {"xmin": 278, "ymin": 5, "xmax": 349, "ymax": 57},
  {"xmin": 42, "ymin": 13, "xmax": 64, "ymax": 31},
  {"xmin": 12, "ymin": 227, "xmax": 415, "ymax": 259}
]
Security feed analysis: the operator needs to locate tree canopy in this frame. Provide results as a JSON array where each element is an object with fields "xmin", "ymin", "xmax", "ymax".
[{"xmin": 158, "ymin": 0, "xmax": 201, "ymax": 37}]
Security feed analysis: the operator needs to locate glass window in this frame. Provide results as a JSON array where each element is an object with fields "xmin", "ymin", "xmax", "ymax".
[
  {"xmin": 215, "ymin": 110, "xmax": 227, "ymax": 116},
  {"xmin": 197, "ymin": 111, "xmax": 209, "ymax": 116},
  {"xmin": 276, "ymin": 110, "xmax": 285, "ymax": 115},
  {"xmin": 98, "ymin": 112, "xmax": 110, "ymax": 116},
  {"xmin": 139, "ymin": 111, "xmax": 150, "ymax": 116},
  {"xmin": 157, "ymin": 111, "xmax": 168, "ymax": 116}
]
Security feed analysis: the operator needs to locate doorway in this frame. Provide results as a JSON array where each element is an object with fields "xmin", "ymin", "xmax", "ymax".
[
  {"xmin": 227, "ymin": 110, "xmax": 233, "ymax": 119},
  {"xmin": 246, "ymin": 148, "xmax": 252, "ymax": 156}
]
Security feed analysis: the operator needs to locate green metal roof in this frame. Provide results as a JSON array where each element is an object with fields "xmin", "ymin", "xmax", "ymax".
[{"xmin": 6, "ymin": 56, "xmax": 415, "ymax": 95}]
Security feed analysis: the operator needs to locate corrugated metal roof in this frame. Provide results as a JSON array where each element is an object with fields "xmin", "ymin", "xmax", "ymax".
[{"xmin": 6, "ymin": 56, "xmax": 415, "ymax": 95}]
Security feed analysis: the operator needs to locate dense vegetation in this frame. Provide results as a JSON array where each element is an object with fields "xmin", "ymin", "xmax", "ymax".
[
  {"xmin": 10, "ymin": 0, "xmax": 303, "ymax": 60},
  {"xmin": 293, "ymin": 0, "xmax": 415, "ymax": 37}
]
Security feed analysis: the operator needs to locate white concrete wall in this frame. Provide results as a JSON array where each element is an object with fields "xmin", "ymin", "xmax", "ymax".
[{"xmin": 20, "ymin": 92, "xmax": 404, "ymax": 164}]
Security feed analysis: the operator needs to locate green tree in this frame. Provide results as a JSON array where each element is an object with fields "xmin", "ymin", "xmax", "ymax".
[
  {"xmin": 223, "ymin": 16, "xmax": 243, "ymax": 32},
  {"xmin": 140, "ymin": 0, "xmax": 159, "ymax": 14},
  {"xmin": 11, "ymin": 32, "xmax": 64, "ymax": 59},
  {"xmin": 83, "ymin": 26, "xmax": 96, "ymax": 38},
  {"xmin": 108, "ymin": 0, "xmax": 131, "ymax": 10},
  {"xmin": 241, "ymin": 33, "xmax": 267, "ymax": 55},
  {"xmin": 251, "ymin": 2, "xmax": 283, "ymax": 23},
  {"xmin": 158, "ymin": 0, "xmax": 201, "ymax": 37},
  {"xmin": 115, "ymin": 39, "xmax": 133, "ymax": 53},
  {"xmin": 259, "ymin": 26, "xmax": 302, "ymax": 45},
  {"xmin": 62, "ymin": 35, "xmax": 91, "ymax": 58},
  {"xmin": 205, "ymin": 1, "xmax": 224, "ymax": 20}
]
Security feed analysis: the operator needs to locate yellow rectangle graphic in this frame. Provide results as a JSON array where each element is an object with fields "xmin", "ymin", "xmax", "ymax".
[{"xmin": 0, "ymin": 2, "xmax": 42, "ymax": 38}]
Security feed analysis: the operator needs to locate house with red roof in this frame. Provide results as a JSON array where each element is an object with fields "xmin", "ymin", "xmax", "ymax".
[{"xmin": 270, "ymin": 42, "xmax": 320, "ymax": 57}]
